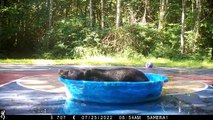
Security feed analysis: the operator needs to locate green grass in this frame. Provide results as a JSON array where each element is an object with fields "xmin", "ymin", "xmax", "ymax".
[{"xmin": 0, "ymin": 56, "xmax": 213, "ymax": 68}]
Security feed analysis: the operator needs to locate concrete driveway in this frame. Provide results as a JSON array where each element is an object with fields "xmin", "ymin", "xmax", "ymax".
[{"xmin": 0, "ymin": 64, "xmax": 213, "ymax": 115}]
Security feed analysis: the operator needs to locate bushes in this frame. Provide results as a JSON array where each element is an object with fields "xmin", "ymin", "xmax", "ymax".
[
  {"xmin": 151, "ymin": 24, "xmax": 181, "ymax": 59},
  {"xmin": 127, "ymin": 24, "xmax": 159, "ymax": 56},
  {"xmin": 72, "ymin": 46, "xmax": 103, "ymax": 58},
  {"xmin": 40, "ymin": 22, "xmax": 176, "ymax": 59},
  {"xmin": 39, "ymin": 17, "xmax": 106, "ymax": 59},
  {"xmin": 101, "ymin": 24, "xmax": 184, "ymax": 60},
  {"xmin": 40, "ymin": 23, "xmax": 163, "ymax": 59},
  {"xmin": 38, "ymin": 21, "xmax": 211, "ymax": 60},
  {"xmin": 101, "ymin": 24, "xmax": 160, "ymax": 57}
]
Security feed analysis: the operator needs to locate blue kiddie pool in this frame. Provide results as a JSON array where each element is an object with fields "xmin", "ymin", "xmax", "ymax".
[{"xmin": 59, "ymin": 73, "xmax": 168, "ymax": 104}]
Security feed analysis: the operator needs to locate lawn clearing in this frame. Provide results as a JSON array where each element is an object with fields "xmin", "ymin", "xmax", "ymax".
[{"xmin": 0, "ymin": 57, "xmax": 213, "ymax": 68}]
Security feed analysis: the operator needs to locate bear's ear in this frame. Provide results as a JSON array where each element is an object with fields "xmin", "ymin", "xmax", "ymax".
[
  {"xmin": 81, "ymin": 69, "xmax": 87, "ymax": 75},
  {"xmin": 58, "ymin": 69, "xmax": 63, "ymax": 74},
  {"xmin": 58, "ymin": 69, "xmax": 68, "ymax": 75},
  {"xmin": 69, "ymin": 69, "xmax": 75, "ymax": 74}
]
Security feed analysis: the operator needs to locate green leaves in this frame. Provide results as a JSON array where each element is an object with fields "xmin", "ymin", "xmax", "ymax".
[{"xmin": 0, "ymin": 0, "xmax": 212, "ymax": 60}]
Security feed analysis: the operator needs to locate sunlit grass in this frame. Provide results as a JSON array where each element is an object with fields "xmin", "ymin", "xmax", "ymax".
[{"xmin": 0, "ymin": 57, "xmax": 213, "ymax": 68}]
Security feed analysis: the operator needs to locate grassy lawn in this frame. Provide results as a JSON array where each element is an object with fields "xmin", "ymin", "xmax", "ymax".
[{"xmin": 0, "ymin": 56, "xmax": 213, "ymax": 68}]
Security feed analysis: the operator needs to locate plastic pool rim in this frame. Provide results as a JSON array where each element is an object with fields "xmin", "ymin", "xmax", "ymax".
[{"xmin": 59, "ymin": 73, "xmax": 169, "ymax": 104}]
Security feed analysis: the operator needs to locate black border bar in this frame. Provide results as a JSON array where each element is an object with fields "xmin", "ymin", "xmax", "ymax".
[{"xmin": 4, "ymin": 115, "xmax": 213, "ymax": 120}]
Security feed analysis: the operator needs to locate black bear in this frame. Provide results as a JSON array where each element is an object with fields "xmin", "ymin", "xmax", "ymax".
[{"xmin": 58, "ymin": 67, "xmax": 149, "ymax": 82}]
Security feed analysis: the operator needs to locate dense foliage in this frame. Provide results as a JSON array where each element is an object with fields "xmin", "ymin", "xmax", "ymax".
[{"xmin": 0, "ymin": 0, "xmax": 212, "ymax": 60}]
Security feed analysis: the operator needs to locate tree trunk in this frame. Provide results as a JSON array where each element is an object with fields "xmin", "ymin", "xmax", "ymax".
[
  {"xmin": 76, "ymin": 0, "xmax": 79, "ymax": 15},
  {"xmin": 116, "ymin": 0, "xmax": 121, "ymax": 29},
  {"xmin": 141, "ymin": 0, "xmax": 148, "ymax": 24},
  {"xmin": 211, "ymin": 47, "xmax": 213, "ymax": 60},
  {"xmin": 65, "ymin": 0, "xmax": 72, "ymax": 17},
  {"xmin": 193, "ymin": 0, "xmax": 201, "ymax": 51},
  {"xmin": 90, "ymin": 0, "xmax": 93, "ymax": 29},
  {"xmin": 158, "ymin": 0, "xmax": 168, "ymax": 30},
  {"xmin": 191, "ymin": 0, "xmax": 194, "ymax": 13},
  {"xmin": 0, "ymin": 0, "xmax": 4, "ymax": 36},
  {"xmin": 180, "ymin": 0, "xmax": 186, "ymax": 54},
  {"xmin": 128, "ymin": 6, "xmax": 136, "ymax": 25},
  {"xmin": 191, "ymin": 0, "xmax": 195, "ymax": 31},
  {"xmin": 93, "ymin": 2, "xmax": 96, "ymax": 26},
  {"xmin": 101, "ymin": 0, "xmax": 104, "ymax": 29},
  {"xmin": 48, "ymin": 0, "xmax": 53, "ymax": 30}
]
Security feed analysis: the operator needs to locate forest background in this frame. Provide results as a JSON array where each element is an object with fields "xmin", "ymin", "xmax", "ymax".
[{"xmin": 0, "ymin": 0, "xmax": 213, "ymax": 65}]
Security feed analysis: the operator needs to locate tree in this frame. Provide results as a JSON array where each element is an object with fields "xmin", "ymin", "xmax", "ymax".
[
  {"xmin": 128, "ymin": 5, "xmax": 136, "ymax": 25},
  {"xmin": 101, "ymin": 0, "xmax": 104, "ymax": 29},
  {"xmin": 116, "ymin": 0, "xmax": 121, "ymax": 29},
  {"xmin": 90, "ymin": 0, "xmax": 93, "ymax": 29},
  {"xmin": 141, "ymin": 0, "xmax": 148, "ymax": 24},
  {"xmin": 193, "ymin": 0, "xmax": 201, "ymax": 51},
  {"xmin": 158, "ymin": 0, "xmax": 168, "ymax": 30},
  {"xmin": 0, "ymin": 0, "xmax": 4, "ymax": 36},
  {"xmin": 0, "ymin": 0, "xmax": 212, "ymax": 59},
  {"xmin": 48, "ymin": 0, "xmax": 53, "ymax": 30},
  {"xmin": 180, "ymin": 0, "xmax": 186, "ymax": 54}
]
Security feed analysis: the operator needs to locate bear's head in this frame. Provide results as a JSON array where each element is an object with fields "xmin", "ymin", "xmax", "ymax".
[{"xmin": 58, "ymin": 68, "xmax": 85, "ymax": 80}]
